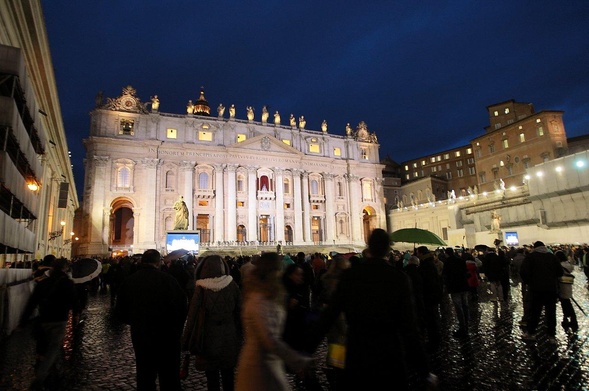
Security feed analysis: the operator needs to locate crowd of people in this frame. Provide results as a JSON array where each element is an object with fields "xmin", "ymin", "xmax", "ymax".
[{"xmin": 14, "ymin": 237, "xmax": 589, "ymax": 390}]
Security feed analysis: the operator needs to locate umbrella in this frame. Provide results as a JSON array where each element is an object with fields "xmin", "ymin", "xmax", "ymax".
[
  {"xmin": 475, "ymin": 244, "xmax": 490, "ymax": 252},
  {"xmin": 390, "ymin": 228, "xmax": 447, "ymax": 246},
  {"xmin": 71, "ymin": 258, "xmax": 102, "ymax": 284},
  {"xmin": 164, "ymin": 248, "xmax": 190, "ymax": 263}
]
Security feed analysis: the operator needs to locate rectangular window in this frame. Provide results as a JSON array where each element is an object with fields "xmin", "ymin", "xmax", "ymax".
[
  {"xmin": 476, "ymin": 149, "xmax": 481, "ymax": 158},
  {"xmin": 468, "ymin": 166, "xmax": 476, "ymax": 175},
  {"xmin": 466, "ymin": 148, "xmax": 472, "ymax": 154},
  {"xmin": 413, "ymin": 172, "xmax": 418, "ymax": 177},
  {"xmin": 489, "ymin": 144, "xmax": 495, "ymax": 153},
  {"xmin": 284, "ymin": 203, "xmax": 291, "ymax": 209},
  {"xmin": 437, "ymin": 156, "xmax": 441, "ymax": 161},
  {"xmin": 430, "ymin": 157, "xmax": 436, "ymax": 163},
  {"xmin": 237, "ymin": 134, "xmax": 247, "ymax": 143},
  {"xmin": 444, "ymin": 154, "xmax": 450, "ymax": 160},
  {"xmin": 404, "ymin": 165, "xmax": 409, "ymax": 171},
  {"xmin": 495, "ymin": 123, "xmax": 501, "ymax": 129},
  {"xmin": 199, "ymin": 131, "xmax": 213, "ymax": 141},
  {"xmin": 457, "ymin": 169, "xmax": 464, "ymax": 177},
  {"xmin": 282, "ymin": 139, "xmax": 291, "ymax": 145},
  {"xmin": 405, "ymin": 174, "xmax": 410, "ymax": 180},
  {"xmin": 520, "ymin": 133, "xmax": 525, "ymax": 142},
  {"xmin": 198, "ymin": 200, "xmax": 209, "ymax": 207},
  {"xmin": 421, "ymin": 160, "xmax": 426, "ymax": 166},
  {"xmin": 537, "ymin": 127, "xmax": 544, "ymax": 136},
  {"xmin": 312, "ymin": 204, "xmax": 319, "ymax": 210},
  {"xmin": 446, "ymin": 172, "xmax": 452, "ymax": 180},
  {"xmin": 467, "ymin": 158, "xmax": 475, "ymax": 164},
  {"xmin": 333, "ymin": 147, "xmax": 341, "ymax": 156},
  {"xmin": 446, "ymin": 163, "xmax": 450, "ymax": 169},
  {"xmin": 503, "ymin": 139, "xmax": 509, "ymax": 149},
  {"xmin": 309, "ymin": 144, "xmax": 320, "ymax": 153},
  {"xmin": 431, "ymin": 166, "xmax": 437, "ymax": 172},
  {"xmin": 479, "ymin": 173, "xmax": 486, "ymax": 183},
  {"xmin": 166, "ymin": 128, "xmax": 177, "ymax": 139},
  {"xmin": 455, "ymin": 151, "xmax": 461, "ymax": 157},
  {"xmin": 456, "ymin": 161, "xmax": 463, "ymax": 167},
  {"xmin": 413, "ymin": 162, "xmax": 418, "ymax": 168},
  {"xmin": 237, "ymin": 201, "xmax": 245, "ymax": 207}
]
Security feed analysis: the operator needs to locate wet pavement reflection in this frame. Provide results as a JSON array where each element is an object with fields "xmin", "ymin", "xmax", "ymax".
[{"xmin": 2, "ymin": 270, "xmax": 589, "ymax": 390}]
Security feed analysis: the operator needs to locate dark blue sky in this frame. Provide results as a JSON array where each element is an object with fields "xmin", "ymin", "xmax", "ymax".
[{"xmin": 42, "ymin": 1, "xmax": 589, "ymax": 199}]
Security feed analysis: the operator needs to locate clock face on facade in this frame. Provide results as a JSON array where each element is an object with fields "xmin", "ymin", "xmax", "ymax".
[{"xmin": 121, "ymin": 96, "xmax": 135, "ymax": 109}]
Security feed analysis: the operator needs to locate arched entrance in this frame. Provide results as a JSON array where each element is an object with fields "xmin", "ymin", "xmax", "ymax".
[
  {"xmin": 237, "ymin": 225, "xmax": 247, "ymax": 243},
  {"xmin": 311, "ymin": 216, "xmax": 323, "ymax": 244},
  {"xmin": 284, "ymin": 225, "xmax": 293, "ymax": 245},
  {"xmin": 362, "ymin": 206, "xmax": 377, "ymax": 243},
  {"xmin": 259, "ymin": 216, "xmax": 269, "ymax": 243},
  {"xmin": 110, "ymin": 198, "xmax": 135, "ymax": 252}
]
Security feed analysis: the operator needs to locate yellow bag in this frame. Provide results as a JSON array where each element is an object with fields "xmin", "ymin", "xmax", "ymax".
[{"xmin": 327, "ymin": 343, "xmax": 346, "ymax": 369}]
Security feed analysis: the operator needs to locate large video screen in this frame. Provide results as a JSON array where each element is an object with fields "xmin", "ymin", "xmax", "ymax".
[{"xmin": 166, "ymin": 232, "xmax": 200, "ymax": 253}]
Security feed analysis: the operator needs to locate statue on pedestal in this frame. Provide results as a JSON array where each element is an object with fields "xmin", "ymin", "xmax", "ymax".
[
  {"xmin": 274, "ymin": 111, "xmax": 281, "ymax": 125},
  {"xmin": 217, "ymin": 103, "xmax": 225, "ymax": 117},
  {"xmin": 173, "ymin": 196, "xmax": 189, "ymax": 230},
  {"xmin": 289, "ymin": 114, "xmax": 296, "ymax": 127},
  {"xmin": 299, "ymin": 116, "xmax": 306, "ymax": 129},
  {"xmin": 345, "ymin": 123, "xmax": 352, "ymax": 137},
  {"xmin": 246, "ymin": 106, "xmax": 254, "ymax": 121},
  {"xmin": 150, "ymin": 95, "xmax": 160, "ymax": 112},
  {"xmin": 186, "ymin": 100, "xmax": 194, "ymax": 115},
  {"xmin": 490, "ymin": 210, "xmax": 501, "ymax": 233},
  {"xmin": 321, "ymin": 120, "xmax": 328, "ymax": 132},
  {"xmin": 229, "ymin": 104, "xmax": 236, "ymax": 119},
  {"xmin": 261, "ymin": 106, "xmax": 269, "ymax": 123}
]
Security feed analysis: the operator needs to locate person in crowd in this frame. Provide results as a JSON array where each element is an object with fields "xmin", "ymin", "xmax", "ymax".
[
  {"xmin": 416, "ymin": 245, "xmax": 443, "ymax": 352},
  {"xmin": 443, "ymin": 248, "xmax": 470, "ymax": 338},
  {"xmin": 520, "ymin": 241, "xmax": 563, "ymax": 343},
  {"xmin": 115, "ymin": 249, "xmax": 188, "ymax": 391},
  {"xmin": 316, "ymin": 254, "xmax": 350, "ymax": 390},
  {"xmin": 498, "ymin": 248, "xmax": 512, "ymax": 301},
  {"xmin": 404, "ymin": 255, "xmax": 426, "ymax": 340},
  {"xmin": 312, "ymin": 229, "xmax": 437, "ymax": 390},
  {"xmin": 295, "ymin": 251, "xmax": 314, "ymax": 305},
  {"xmin": 99, "ymin": 258, "xmax": 110, "ymax": 293},
  {"xmin": 463, "ymin": 250, "xmax": 480, "ymax": 300},
  {"xmin": 482, "ymin": 247, "xmax": 509, "ymax": 302},
  {"xmin": 19, "ymin": 256, "xmax": 75, "ymax": 390},
  {"xmin": 282, "ymin": 264, "xmax": 310, "ymax": 351},
  {"xmin": 236, "ymin": 252, "xmax": 314, "ymax": 391},
  {"xmin": 182, "ymin": 255, "xmax": 242, "ymax": 391},
  {"xmin": 555, "ymin": 250, "xmax": 578, "ymax": 332}
]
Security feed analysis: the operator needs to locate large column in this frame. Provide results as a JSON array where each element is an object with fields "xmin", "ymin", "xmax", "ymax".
[
  {"xmin": 375, "ymin": 177, "xmax": 387, "ymax": 229},
  {"xmin": 293, "ymin": 169, "xmax": 304, "ymax": 244},
  {"xmin": 323, "ymin": 173, "xmax": 336, "ymax": 244},
  {"xmin": 247, "ymin": 166, "xmax": 258, "ymax": 242},
  {"xmin": 301, "ymin": 171, "xmax": 311, "ymax": 243},
  {"xmin": 274, "ymin": 168, "xmax": 285, "ymax": 243},
  {"xmin": 347, "ymin": 174, "xmax": 363, "ymax": 245},
  {"xmin": 139, "ymin": 158, "xmax": 159, "ymax": 250},
  {"xmin": 88, "ymin": 156, "xmax": 110, "ymax": 254},
  {"xmin": 226, "ymin": 164, "xmax": 237, "ymax": 241},
  {"xmin": 179, "ymin": 161, "xmax": 195, "ymax": 230},
  {"xmin": 214, "ymin": 164, "xmax": 225, "ymax": 242}
]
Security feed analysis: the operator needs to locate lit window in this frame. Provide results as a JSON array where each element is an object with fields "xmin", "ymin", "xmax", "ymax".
[
  {"xmin": 519, "ymin": 125, "xmax": 523, "ymax": 130},
  {"xmin": 406, "ymin": 174, "xmax": 410, "ymax": 180},
  {"xmin": 284, "ymin": 203, "xmax": 291, "ymax": 209},
  {"xmin": 444, "ymin": 154, "xmax": 450, "ymax": 160},
  {"xmin": 309, "ymin": 144, "xmax": 320, "ymax": 153},
  {"xmin": 421, "ymin": 160, "xmax": 426, "ymax": 166},
  {"xmin": 404, "ymin": 165, "xmax": 409, "ymax": 171},
  {"xmin": 237, "ymin": 134, "xmax": 246, "ymax": 143},
  {"xmin": 466, "ymin": 148, "xmax": 472, "ymax": 154},
  {"xmin": 455, "ymin": 151, "xmax": 461, "ymax": 157},
  {"xmin": 430, "ymin": 157, "xmax": 436, "ymax": 163},
  {"xmin": 503, "ymin": 139, "xmax": 509, "ymax": 149},
  {"xmin": 437, "ymin": 156, "xmax": 441, "ymax": 161},
  {"xmin": 413, "ymin": 172, "xmax": 418, "ymax": 177},
  {"xmin": 505, "ymin": 108, "xmax": 510, "ymax": 114},
  {"xmin": 237, "ymin": 201, "xmax": 245, "ymax": 207},
  {"xmin": 198, "ymin": 200, "xmax": 209, "ymax": 207},
  {"xmin": 312, "ymin": 204, "xmax": 320, "ymax": 210},
  {"xmin": 494, "ymin": 111, "xmax": 499, "ymax": 116},
  {"xmin": 199, "ymin": 131, "xmax": 213, "ymax": 141},
  {"xmin": 199, "ymin": 172, "xmax": 209, "ymax": 189},
  {"xmin": 536, "ymin": 118, "xmax": 541, "ymax": 123},
  {"xmin": 413, "ymin": 162, "xmax": 418, "ymax": 168},
  {"xmin": 537, "ymin": 127, "xmax": 544, "ymax": 136},
  {"xmin": 118, "ymin": 167, "xmax": 131, "ymax": 188},
  {"xmin": 520, "ymin": 133, "xmax": 525, "ymax": 142},
  {"xmin": 282, "ymin": 139, "xmax": 291, "ymax": 145},
  {"xmin": 166, "ymin": 128, "xmax": 177, "ymax": 139},
  {"xmin": 283, "ymin": 179, "xmax": 290, "ymax": 194},
  {"xmin": 362, "ymin": 149, "xmax": 369, "ymax": 159},
  {"xmin": 333, "ymin": 147, "xmax": 341, "ymax": 156}
]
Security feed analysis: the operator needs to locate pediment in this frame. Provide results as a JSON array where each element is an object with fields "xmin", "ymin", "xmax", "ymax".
[{"xmin": 228, "ymin": 134, "xmax": 303, "ymax": 156}]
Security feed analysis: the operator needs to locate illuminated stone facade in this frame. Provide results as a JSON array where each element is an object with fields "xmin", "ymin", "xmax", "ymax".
[{"xmin": 78, "ymin": 87, "xmax": 386, "ymax": 256}]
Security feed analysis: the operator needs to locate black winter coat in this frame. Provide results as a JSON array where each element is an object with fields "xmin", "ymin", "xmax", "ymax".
[{"xmin": 520, "ymin": 247, "xmax": 563, "ymax": 293}]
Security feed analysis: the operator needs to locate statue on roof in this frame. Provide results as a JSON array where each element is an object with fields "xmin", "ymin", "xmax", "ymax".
[
  {"xmin": 187, "ymin": 100, "xmax": 194, "ymax": 115},
  {"xmin": 321, "ymin": 120, "xmax": 328, "ymax": 133},
  {"xmin": 261, "ymin": 106, "xmax": 269, "ymax": 123},
  {"xmin": 299, "ymin": 116, "xmax": 306, "ymax": 129},
  {"xmin": 289, "ymin": 114, "xmax": 296, "ymax": 127},
  {"xmin": 246, "ymin": 106, "xmax": 254, "ymax": 121},
  {"xmin": 229, "ymin": 104, "xmax": 236, "ymax": 119},
  {"xmin": 274, "ymin": 111, "xmax": 281, "ymax": 125},
  {"xmin": 217, "ymin": 103, "xmax": 225, "ymax": 117},
  {"xmin": 345, "ymin": 123, "xmax": 352, "ymax": 137},
  {"xmin": 150, "ymin": 95, "xmax": 160, "ymax": 112}
]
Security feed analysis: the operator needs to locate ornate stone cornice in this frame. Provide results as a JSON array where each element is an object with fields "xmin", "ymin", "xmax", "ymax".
[
  {"xmin": 179, "ymin": 161, "xmax": 196, "ymax": 171},
  {"xmin": 225, "ymin": 164, "xmax": 239, "ymax": 173},
  {"xmin": 100, "ymin": 85, "xmax": 149, "ymax": 114},
  {"xmin": 140, "ymin": 158, "xmax": 160, "ymax": 169},
  {"xmin": 93, "ymin": 155, "xmax": 110, "ymax": 166},
  {"xmin": 323, "ymin": 172, "xmax": 336, "ymax": 180}
]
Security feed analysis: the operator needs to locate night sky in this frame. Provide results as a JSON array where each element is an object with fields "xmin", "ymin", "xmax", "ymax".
[{"xmin": 42, "ymin": 1, "xmax": 589, "ymax": 199}]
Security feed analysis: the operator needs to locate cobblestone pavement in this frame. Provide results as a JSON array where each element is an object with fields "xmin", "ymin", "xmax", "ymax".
[{"xmin": 2, "ymin": 270, "xmax": 589, "ymax": 390}]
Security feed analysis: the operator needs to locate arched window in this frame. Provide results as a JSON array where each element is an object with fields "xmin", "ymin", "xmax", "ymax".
[
  {"xmin": 118, "ymin": 167, "xmax": 130, "ymax": 188},
  {"xmin": 199, "ymin": 172, "xmax": 209, "ymax": 189},
  {"xmin": 310, "ymin": 179, "xmax": 319, "ymax": 195},
  {"xmin": 259, "ymin": 175, "xmax": 270, "ymax": 191},
  {"xmin": 337, "ymin": 181, "xmax": 344, "ymax": 197},
  {"xmin": 165, "ymin": 170, "xmax": 175, "ymax": 189}
]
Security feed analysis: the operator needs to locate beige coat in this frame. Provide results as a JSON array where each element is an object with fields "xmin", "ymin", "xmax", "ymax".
[{"xmin": 236, "ymin": 292, "xmax": 311, "ymax": 391}]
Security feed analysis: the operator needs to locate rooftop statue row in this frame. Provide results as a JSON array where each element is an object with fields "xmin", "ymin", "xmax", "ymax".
[{"xmin": 95, "ymin": 85, "xmax": 379, "ymax": 143}]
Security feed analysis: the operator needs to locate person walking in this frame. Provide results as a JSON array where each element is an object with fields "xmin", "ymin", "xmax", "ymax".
[
  {"xmin": 236, "ymin": 252, "xmax": 313, "ymax": 391},
  {"xmin": 19, "ymin": 256, "xmax": 75, "ymax": 390},
  {"xmin": 443, "ymin": 248, "xmax": 470, "ymax": 338},
  {"xmin": 182, "ymin": 255, "xmax": 242, "ymax": 391},
  {"xmin": 520, "ymin": 241, "xmax": 563, "ymax": 343},
  {"xmin": 416, "ymin": 245, "xmax": 443, "ymax": 352},
  {"xmin": 313, "ymin": 229, "xmax": 436, "ymax": 390},
  {"xmin": 115, "ymin": 249, "xmax": 188, "ymax": 391},
  {"xmin": 555, "ymin": 250, "xmax": 578, "ymax": 333},
  {"xmin": 482, "ymin": 247, "xmax": 509, "ymax": 302}
]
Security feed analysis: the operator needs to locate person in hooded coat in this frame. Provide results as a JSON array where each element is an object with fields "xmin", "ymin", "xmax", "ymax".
[{"xmin": 182, "ymin": 255, "xmax": 242, "ymax": 391}]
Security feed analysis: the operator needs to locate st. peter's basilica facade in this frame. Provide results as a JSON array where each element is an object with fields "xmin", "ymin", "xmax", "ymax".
[{"xmin": 77, "ymin": 86, "xmax": 386, "ymax": 256}]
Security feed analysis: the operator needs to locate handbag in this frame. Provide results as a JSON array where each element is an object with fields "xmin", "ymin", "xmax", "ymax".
[
  {"xmin": 327, "ymin": 343, "xmax": 346, "ymax": 369},
  {"xmin": 187, "ymin": 289, "xmax": 206, "ymax": 355}
]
